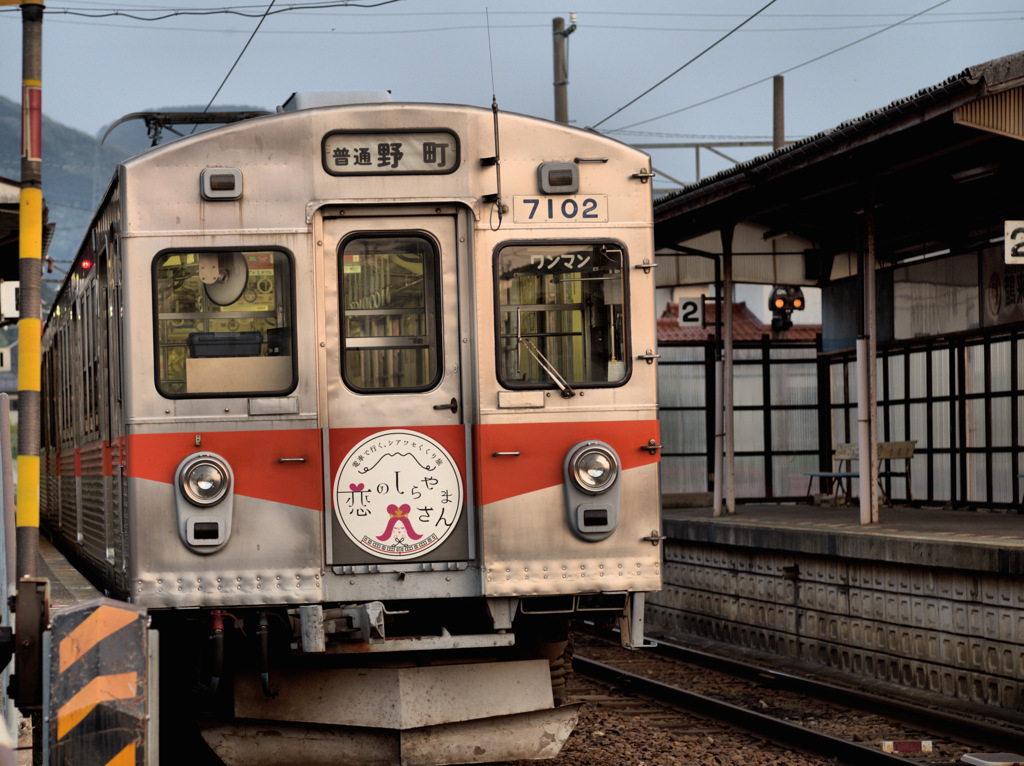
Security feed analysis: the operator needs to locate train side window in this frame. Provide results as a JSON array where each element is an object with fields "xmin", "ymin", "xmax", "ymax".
[
  {"xmin": 152, "ymin": 249, "xmax": 296, "ymax": 397},
  {"xmin": 495, "ymin": 242, "xmax": 629, "ymax": 389},
  {"xmin": 339, "ymin": 234, "xmax": 440, "ymax": 392}
]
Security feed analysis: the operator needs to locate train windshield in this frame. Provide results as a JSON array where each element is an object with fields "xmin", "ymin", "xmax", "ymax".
[
  {"xmin": 495, "ymin": 243, "xmax": 628, "ymax": 389},
  {"xmin": 339, "ymin": 234, "xmax": 440, "ymax": 392},
  {"xmin": 153, "ymin": 249, "xmax": 295, "ymax": 397}
]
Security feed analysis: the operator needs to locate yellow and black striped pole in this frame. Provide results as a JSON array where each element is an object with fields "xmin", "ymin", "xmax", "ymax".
[{"xmin": 15, "ymin": 0, "xmax": 44, "ymax": 582}]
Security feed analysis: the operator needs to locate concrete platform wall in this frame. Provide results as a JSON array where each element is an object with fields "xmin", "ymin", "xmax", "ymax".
[{"xmin": 648, "ymin": 540, "xmax": 1024, "ymax": 713}]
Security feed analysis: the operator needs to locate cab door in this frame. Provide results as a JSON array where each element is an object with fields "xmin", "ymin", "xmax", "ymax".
[{"xmin": 320, "ymin": 210, "xmax": 470, "ymax": 568}]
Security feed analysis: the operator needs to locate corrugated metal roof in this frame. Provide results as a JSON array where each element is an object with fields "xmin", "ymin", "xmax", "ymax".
[{"xmin": 654, "ymin": 51, "xmax": 1024, "ymax": 213}]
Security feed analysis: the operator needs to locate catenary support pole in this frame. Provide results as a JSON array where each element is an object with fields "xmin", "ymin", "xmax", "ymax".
[
  {"xmin": 773, "ymin": 75, "xmax": 785, "ymax": 151},
  {"xmin": 552, "ymin": 17, "xmax": 575, "ymax": 124},
  {"xmin": 16, "ymin": 0, "xmax": 44, "ymax": 581},
  {"xmin": 721, "ymin": 226, "xmax": 735, "ymax": 514}
]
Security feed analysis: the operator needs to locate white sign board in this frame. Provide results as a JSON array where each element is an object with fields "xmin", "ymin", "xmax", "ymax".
[
  {"xmin": 0, "ymin": 282, "xmax": 17, "ymax": 320},
  {"xmin": 1005, "ymin": 221, "xmax": 1024, "ymax": 264},
  {"xmin": 677, "ymin": 296, "xmax": 704, "ymax": 328},
  {"xmin": 0, "ymin": 349, "xmax": 8, "ymax": 373}
]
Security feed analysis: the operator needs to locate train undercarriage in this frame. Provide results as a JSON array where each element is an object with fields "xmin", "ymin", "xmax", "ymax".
[{"xmin": 155, "ymin": 601, "xmax": 590, "ymax": 766}]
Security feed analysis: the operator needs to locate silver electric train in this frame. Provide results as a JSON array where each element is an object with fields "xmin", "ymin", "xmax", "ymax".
[{"xmin": 40, "ymin": 94, "xmax": 662, "ymax": 765}]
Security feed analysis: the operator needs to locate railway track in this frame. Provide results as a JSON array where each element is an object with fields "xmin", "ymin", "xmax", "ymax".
[{"xmin": 566, "ymin": 631, "xmax": 1024, "ymax": 765}]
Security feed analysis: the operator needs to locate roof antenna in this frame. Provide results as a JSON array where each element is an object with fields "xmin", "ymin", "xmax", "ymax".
[{"xmin": 483, "ymin": 8, "xmax": 504, "ymax": 230}]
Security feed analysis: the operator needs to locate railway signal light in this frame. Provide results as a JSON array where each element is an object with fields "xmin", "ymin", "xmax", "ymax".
[
  {"xmin": 769, "ymin": 285, "xmax": 805, "ymax": 332},
  {"xmin": 770, "ymin": 285, "xmax": 804, "ymax": 312}
]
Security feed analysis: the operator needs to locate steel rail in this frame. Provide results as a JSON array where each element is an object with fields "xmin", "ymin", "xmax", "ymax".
[
  {"xmin": 643, "ymin": 636, "xmax": 1024, "ymax": 753},
  {"xmin": 574, "ymin": 655, "xmax": 912, "ymax": 766}
]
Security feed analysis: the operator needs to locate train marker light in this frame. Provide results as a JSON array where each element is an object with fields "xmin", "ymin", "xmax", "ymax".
[
  {"xmin": 200, "ymin": 167, "xmax": 243, "ymax": 200},
  {"xmin": 538, "ymin": 162, "xmax": 579, "ymax": 194}
]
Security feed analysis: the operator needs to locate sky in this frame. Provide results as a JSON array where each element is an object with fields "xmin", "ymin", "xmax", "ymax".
[{"xmin": 0, "ymin": 0, "xmax": 1022, "ymax": 191}]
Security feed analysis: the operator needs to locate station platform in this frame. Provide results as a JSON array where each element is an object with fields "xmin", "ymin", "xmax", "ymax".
[
  {"xmin": 37, "ymin": 537, "xmax": 102, "ymax": 608},
  {"xmin": 661, "ymin": 503, "xmax": 1024, "ymax": 576}
]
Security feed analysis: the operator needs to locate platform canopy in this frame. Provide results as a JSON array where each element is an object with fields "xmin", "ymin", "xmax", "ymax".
[
  {"xmin": 653, "ymin": 51, "xmax": 1024, "ymax": 285},
  {"xmin": 0, "ymin": 175, "xmax": 52, "ymax": 282},
  {"xmin": 0, "ymin": 178, "xmax": 18, "ymax": 278},
  {"xmin": 651, "ymin": 51, "xmax": 1024, "ymax": 524}
]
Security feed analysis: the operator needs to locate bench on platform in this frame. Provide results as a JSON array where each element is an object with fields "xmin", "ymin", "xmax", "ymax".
[
  {"xmin": 804, "ymin": 442, "xmax": 859, "ymax": 502},
  {"xmin": 805, "ymin": 440, "xmax": 916, "ymax": 505}
]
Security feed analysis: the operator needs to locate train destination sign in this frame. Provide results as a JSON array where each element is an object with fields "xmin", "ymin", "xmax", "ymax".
[
  {"xmin": 333, "ymin": 429, "xmax": 464, "ymax": 560},
  {"xmin": 322, "ymin": 130, "xmax": 459, "ymax": 175}
]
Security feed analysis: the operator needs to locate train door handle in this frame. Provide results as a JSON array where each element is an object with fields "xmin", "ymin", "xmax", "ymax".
[{"xmin": 433, "ymin": 397, "xmax": 458, "ymax": 414}]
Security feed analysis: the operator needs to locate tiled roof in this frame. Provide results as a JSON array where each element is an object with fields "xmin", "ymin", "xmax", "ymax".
[{"xmin": 658, "ymin": 301, "xmax": 820, "ymax": 344}]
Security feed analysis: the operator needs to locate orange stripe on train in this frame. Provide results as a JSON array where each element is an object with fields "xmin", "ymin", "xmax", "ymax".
[
  {"xmin": 473, "ymin": 419, "xmax": 660, "ymax": 506},
  {"xmin": 126, "ymin": 430, "xmax": 324, "ymax": 511}
]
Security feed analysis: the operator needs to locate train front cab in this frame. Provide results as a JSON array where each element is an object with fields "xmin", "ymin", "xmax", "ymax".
[
  {"xmin": 88, "ymin": 105, "xmax": 662, "ymax": 765},
  {"xmin": 200, "ymin": 208, "xmax": 664, "ymax": 765}
]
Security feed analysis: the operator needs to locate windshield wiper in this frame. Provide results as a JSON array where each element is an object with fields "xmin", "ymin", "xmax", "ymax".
[{"xmin": 517, "ymin": 308, "xmax": 576, "ymax": 398}]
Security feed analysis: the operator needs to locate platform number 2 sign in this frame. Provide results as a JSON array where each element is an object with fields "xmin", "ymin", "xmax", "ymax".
[
  {"xmin": 1005, "ymin": 221, "xmax": 1024, "ymax": 265},
  {"xmin": 678, "ymin": 297, "xmax": 704, "ymax": 327}
]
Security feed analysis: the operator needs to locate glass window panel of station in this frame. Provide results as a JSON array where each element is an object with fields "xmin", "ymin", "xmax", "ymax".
[
  {"xmin": 886, "ymin": 353, "xmax": 906, "ymax": 400},
  {"xmin": 658, "ymin": 362, "xmax": 706, "ymax": 408},
  {"xmin": 661, "ymin": 456, "xmax": 707, "ymax": 495},
  {"xmin": 734, "ymin": 456, "xmax": 766, "ymax": 497},
  {"xmin": 772, "ymin": 454, "xmax": 818, "ymax": 496},
  {"xmin": 929, "ymin": 402, "xmax": 951, "ymax": 449},
  {"xmin": 964, "ymin": 343, "xmax": 986, "ymax": 395},
  {"xmin": 771, "ymin": 409, "xmax": 817, "ymax": 452},
  {"xmin": 930, "ymin": 348, "xmax": 951, "ymax": 397},
  {"xmin": 495, "ymin": 243, "xmax": 628, "ymax": 389},
  {"xmin": 769, "ymin": 362, "xmax": 817, "ymax": 407},
  {"xmin": 340, "ymin": 235, "xmax": 440, "ymax": 392},
  {"xmin": 885, "ymin": 404, "xmax": 906, "ymax": 441},
  {"xmin": 908, "ymin": 350, "xmax": 928, "ymax": 399},
  {"xmin": 989, "ymin": 340, "xmax": 1011, "ymax": 392},
  {"xmin": 733, "ymin": 364, "xmax": 763, "ymax": 407},
  {"xmin": 991, "ymin": 453, "xmax": 1013, "ymax": 503},
  {"xmin": 989, "ymin": 397, "xmax": 1012, "ymax": 447},
  {"xmin": 153, "ymin": 249, "xmax": 295, "ymax": 397}
]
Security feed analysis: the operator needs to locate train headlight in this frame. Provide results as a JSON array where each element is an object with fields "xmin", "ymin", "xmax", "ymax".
[
  {"xmin": 563, "ymin": 441, "xmax": 621, "ymax": 543},
  {"xmin": 179, "ymin": 455, "xmax": 230, "ymax": 506},
  {"xmin": 174, "ymin": 452, "xmax": 235, "ymax": 553},
  {"xmin": 568, "ymin": 445, "xmax": 618, "ymax": 495}
]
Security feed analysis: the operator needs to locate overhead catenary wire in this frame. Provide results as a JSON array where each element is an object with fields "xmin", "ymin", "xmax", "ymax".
[
  {"xmin": 194, "ymin": 0, "xmax": 277, "ymax": 125},
  {"xmin": 606, "ymin": 0, "xmax": 955, "ymax": 134},
  {"xmin": 590, "ymin": 0, "xmax": 780, "ymax": 131},
  {"xmin": 0, "ymin": 1, "xmax": 405, "ymax": 20},
  {"xmin": 10, "ymin": 4, "xmax": 1013, "ymax": 22}
]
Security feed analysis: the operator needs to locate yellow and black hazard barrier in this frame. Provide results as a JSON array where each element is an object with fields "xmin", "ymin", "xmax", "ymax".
[{"xmin": 44, "ymin": 599, "xmax": 152, "ymax": 765}]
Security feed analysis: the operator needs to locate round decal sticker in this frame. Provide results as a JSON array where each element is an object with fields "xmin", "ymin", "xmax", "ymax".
[{"xmin": 333, "ymin": 430, "xmax": 463, "ymax": 560}]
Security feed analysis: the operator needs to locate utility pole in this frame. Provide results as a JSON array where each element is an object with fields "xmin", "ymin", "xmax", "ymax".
[
  {"xmin": 552, "ymin": 14, "xmax": 576, "ymax": 124},
  {"xmin": 773, "ymin": 74, "xmax": 784, "ymax": 151},
  {"xmin": 14, "ymin": 0, "xmax": 43, "ymax": 584}
]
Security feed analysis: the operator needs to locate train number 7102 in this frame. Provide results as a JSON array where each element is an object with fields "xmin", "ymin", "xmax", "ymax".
[{"xmin": 512, "ymin": 195, "xmax": 608, "ymax": 223}]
